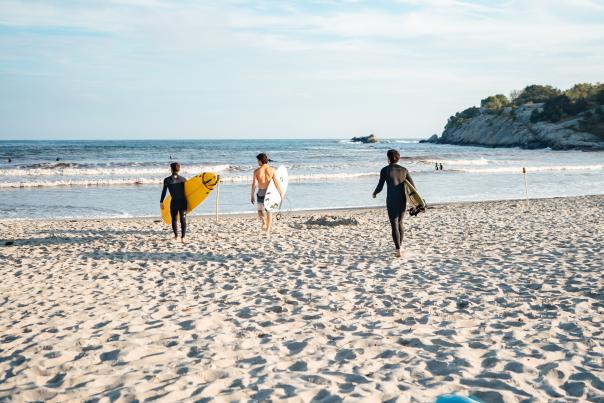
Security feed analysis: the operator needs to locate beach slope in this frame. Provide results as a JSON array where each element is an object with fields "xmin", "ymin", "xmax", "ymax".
[{"xmin": 1, "ymin": 196, "xmax": 603, "ymax": 401}]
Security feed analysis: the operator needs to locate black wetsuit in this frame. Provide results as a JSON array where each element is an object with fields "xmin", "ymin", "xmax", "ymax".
[
  {"xmin": 160, "ymin": 174, "xmax": 187, "ymax": 237},
  {"xmin": 374, "ymin": 164, "xmax": 415, "ymax": 250}
]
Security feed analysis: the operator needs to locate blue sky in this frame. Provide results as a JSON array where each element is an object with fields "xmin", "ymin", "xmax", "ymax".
[{"xmin": 1, "ymin": 0, "xmax": 603, "ymax": 140}]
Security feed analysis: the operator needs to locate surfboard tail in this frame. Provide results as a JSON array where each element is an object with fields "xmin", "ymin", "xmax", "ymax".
[{"xmin": 404, "ymin": 179, "xmax": 427, "ymax": 216}]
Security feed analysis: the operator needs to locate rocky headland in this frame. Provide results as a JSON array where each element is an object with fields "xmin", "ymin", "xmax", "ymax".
[{"xmin": 422, "ymin": 84, "xmax": 604, "ymax": 150}]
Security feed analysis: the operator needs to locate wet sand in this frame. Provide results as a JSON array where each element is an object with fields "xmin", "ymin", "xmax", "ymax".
[{"xmin": 0, "ymin": 195, "xmax": 603, "ymax": 402}]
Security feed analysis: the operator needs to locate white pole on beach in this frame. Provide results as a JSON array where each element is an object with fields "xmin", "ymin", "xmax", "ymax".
[
  {"xmin": 522, "ymin": 167, "xmax": 529, "ymax": 209},
  {"xmin": 215, "ymin": 175, "xmax": 220, "ymax": 223}
]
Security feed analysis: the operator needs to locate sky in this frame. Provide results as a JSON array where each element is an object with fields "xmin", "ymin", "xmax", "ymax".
[{"xmin": 0, "ymin": 0, "xmax": 603, "ymax": 140}]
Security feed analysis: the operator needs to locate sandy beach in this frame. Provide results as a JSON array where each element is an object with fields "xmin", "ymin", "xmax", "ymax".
[{"xmin": 1, "ymin": 195, "xmax": 603, "ymax": 402}]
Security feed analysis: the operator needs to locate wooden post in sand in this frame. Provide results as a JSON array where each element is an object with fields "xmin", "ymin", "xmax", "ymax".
[
  {"xmin": 215, "ymin": 175, "xmax": 220, "ymax": 222},
  {"xmin": 522, "ymin": 167, "xmax": 529, "ymax": 209}
]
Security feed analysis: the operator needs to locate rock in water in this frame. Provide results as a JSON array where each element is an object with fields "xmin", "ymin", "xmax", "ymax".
[
  {"xmin": 419, "ymin": 134, "xmax": 439, "ymax": 144},
  {"xmin": 351, "ymin": 134, "xmax": 379, "ymax": 143}
]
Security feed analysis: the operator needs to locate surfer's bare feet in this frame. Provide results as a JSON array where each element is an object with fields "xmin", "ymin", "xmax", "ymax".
[
  {"xmin": 173, "ymin": 236, "xmax": 178, "ymax": 241},
  {"xmin": 395, "ymin": 249, "xmax": 402, "ymax": 258},
  {"xmin": 181, "ymin": 237, "xmax": 186, "ymax": 244}
]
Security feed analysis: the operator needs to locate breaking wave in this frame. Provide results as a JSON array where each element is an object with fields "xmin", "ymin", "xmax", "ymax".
[
  {"xmin": 0, "ymin": 172, "xmax": 380, "ymax": 188},
  {"xmin": 0, "ymin": 163, "xmax": 237, "ymax": 177},
  {"xmin": 421, "ymin": 157, "xmax": 492, "ymax": 165},
  {"xmin": 457, "ymin": 164, "xmax": 604, "ymax": 174}
]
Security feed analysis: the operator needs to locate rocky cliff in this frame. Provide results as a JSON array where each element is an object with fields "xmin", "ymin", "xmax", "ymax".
[{"xmin": 422, "ymin": 104, "xmax": 604, "ymax": 150}]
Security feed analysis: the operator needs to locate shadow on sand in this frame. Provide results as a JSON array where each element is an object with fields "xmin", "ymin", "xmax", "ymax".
[{"xmin": 80, "ymin": 250, "xmax": 229, "ymax": 263}]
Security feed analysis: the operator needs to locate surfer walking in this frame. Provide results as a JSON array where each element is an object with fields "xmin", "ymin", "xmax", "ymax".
[
  {"xmin": 372, "ymin": 149, "xmax": 416, "ymax": 258},
  {"xmin": 251, "ymin": 153, "xmax": 284, "ymax": 232},
  {"xmin": 160, "ymin": 162, "xmax": 187, "ymax": 243}
]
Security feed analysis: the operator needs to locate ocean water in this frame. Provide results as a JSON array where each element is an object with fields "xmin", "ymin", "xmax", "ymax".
[{"xmin": 0, "ymin": 139, "xmax": 603, "ymax": 220}]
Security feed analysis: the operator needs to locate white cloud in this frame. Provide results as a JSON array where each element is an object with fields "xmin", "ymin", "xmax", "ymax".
[
  {"xmin": 0, "ymin": 0, "xmax": 603, "ymax": 138},
  {"xmin": 228, "ymin": 1, "xmax": 604, "ymax": 48}
]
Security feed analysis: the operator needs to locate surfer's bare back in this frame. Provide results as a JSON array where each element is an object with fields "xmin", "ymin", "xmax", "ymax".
[{"xmin": 251, "ymin": 153, "xmax": 284, "ymax": 232}]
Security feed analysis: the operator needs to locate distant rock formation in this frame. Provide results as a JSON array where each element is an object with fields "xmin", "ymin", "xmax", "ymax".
[
  {"xmin": 422, "ymin": 83, "xmax": 604, "ymax": 150},
  {"xmin": 351, "ymin": 134, "xmax": 379, "ymax": 144},
  {"xmin": 422, "ymin": 104, "xmax": 604, "ymax": 150}
]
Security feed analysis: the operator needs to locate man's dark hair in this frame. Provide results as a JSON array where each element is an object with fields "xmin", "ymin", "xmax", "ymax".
[
  {"xmin": 170, "ymin": 162, "xmax": 180, "ymax": 173},
  {"xmin": 256, "ymin": 153, "xmax": 269, "ymax": 165},
  {"xmin": 387, "ymin": 149, "xmax": 400, "ymax": 164}
]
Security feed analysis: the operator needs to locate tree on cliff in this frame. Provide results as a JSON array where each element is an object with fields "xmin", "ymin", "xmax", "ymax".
[
  {"xmin": 445, "ymin": 107, "xmax": 480, "ymax": 130},
  {"xmin": 564, "ymin": 83, "xmax": 604, "ymax": 101},
  {"xmin": 530, "ymin": 84, "xmax": 604, "ymax": 123},
  {"xmin": 531, "ymin": 95, "xmax": 572, "ymax": 123},
  {"xmin": 509, "ymin": 89, "xmax": 522, "ymax": 104},
  {"xmin": 480, "ymin": 94, "xmax": 510, "ymax": 113},
  {"xmin": 513, "ymin": 85, "xmax": 561, "ymax": 105}
]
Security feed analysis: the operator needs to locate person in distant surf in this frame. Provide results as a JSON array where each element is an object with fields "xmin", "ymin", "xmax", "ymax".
[
  {"xmin": 439, "ymin": 162, "xmax": 443, "ymax": 171},
  {"xmin": 251, "ymin": 153, "xmax": 284, "ymax": 232},
  {"xmin": 373, "ymin": 149, "xmax": 416, "ymax": 258},
  {"xmin": 160, "ymin": 162, "xmax": 188, "ymax": 243}
]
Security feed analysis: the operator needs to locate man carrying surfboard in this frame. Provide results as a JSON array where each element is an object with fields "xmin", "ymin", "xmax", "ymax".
[
  {"xmin": 160, "ymin": 162, "xmax": 187, "ymax": 243},
  {"xmin": 372, "ymin": 149, "xmax": 417, "ymax": 258},
  {"xmin": 251, "ymin": 153, "xmax": 285, "ymax": 232}
]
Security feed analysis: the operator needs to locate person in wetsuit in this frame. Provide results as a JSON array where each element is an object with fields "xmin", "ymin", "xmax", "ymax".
[
  {"xmin": 160, "ymin": 162, "xmax": 187, "ymax": 242},
  {"xmin": 372, "ymin": 149, "xmax": 415, "ymax": 257}
]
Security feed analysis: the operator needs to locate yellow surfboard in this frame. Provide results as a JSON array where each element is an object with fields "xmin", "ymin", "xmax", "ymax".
[{"xmin": 161, "ymin": 172, "xmax": 220, "ymax": 224}]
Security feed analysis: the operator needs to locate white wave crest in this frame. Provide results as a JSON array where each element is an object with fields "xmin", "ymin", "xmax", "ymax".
[
  {"xmin": 0, "ymin": 164, "xmax": 235, "ymax": 177},
  {"xmin": 459, "ymin": 164, "xmax": 604, "ymax": 174},
  {"xmin": 422, "ymin": 157, "xmax": 492, "ymax": 165},
  {"xmin": 205, "ymin": 172, "xmax": 379, "ymax": 184},
  {"xmin": 0, "ymin": 178, "xmax": 161, "ymax": 188},
  {"xmin": 0, "ymin": 171, "xmax": 380, "ymax": 188}
]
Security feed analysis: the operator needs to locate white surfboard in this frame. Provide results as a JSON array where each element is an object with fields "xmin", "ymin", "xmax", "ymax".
[{"xmin": 264, "ymin": 165, "xmax": 288, "ymax": 212}]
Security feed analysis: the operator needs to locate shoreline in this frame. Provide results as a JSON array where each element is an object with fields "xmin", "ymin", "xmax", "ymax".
[{"xmin": 0, "ymin": 193, "xmax": 602, "ymax": 224}]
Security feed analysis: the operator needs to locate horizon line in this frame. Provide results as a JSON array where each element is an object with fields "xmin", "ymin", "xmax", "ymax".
[{"xmin": 0, "ymin": 137, "xmax": 424, "ymax": 142}]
